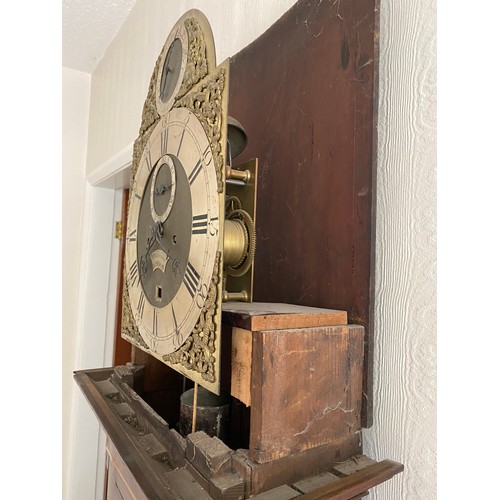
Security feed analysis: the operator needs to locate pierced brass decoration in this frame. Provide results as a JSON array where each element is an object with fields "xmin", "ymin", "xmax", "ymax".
[{"xmin": 177, "ymin": 18, "xmax": 209, "ymax": 99}]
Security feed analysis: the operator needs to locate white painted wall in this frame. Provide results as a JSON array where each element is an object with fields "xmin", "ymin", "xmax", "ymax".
[
  {"xmin": 63, "ymin": 0, "xmax": 436, "ymax": 498},
  {"xmin": 62, "ymin": 66, "xmax": 91, "ymax": 498},
  {"xmin": 63, "ymin": 67, "xmax": 125, "ymax": 499}
]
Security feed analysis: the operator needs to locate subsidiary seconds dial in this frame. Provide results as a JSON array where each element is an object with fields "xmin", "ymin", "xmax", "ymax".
[
  {"xmin": 125, "ymin": 107, "xmax": 220, "ymax": 355},
  {"xmin": 155, "ymin": 22, "xmax": 189, "ymax": 115},
  {"xmin": 150, "ymin": 154, "xmax": 176, "ymax": 224}
]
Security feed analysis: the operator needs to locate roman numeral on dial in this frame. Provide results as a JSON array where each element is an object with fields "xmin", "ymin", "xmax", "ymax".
[
  {"xmin": 161, "ymin": 129, "xmax": 168, "ymax": 155},
  {"xmin": 152, "ymin": 309, "xmax": 158, "ymax": 336},
  {"xmin": 177, "ymin": 127, "xmax": 186, "ymax": 156},
  {"xmin": 128, "ymin": 229, "xmax": 137, "ymax": 242},
  {"xmin": 171, "ymin": 303, "xmax": 178, "ymax": 333},
  {"xmin": 192, "ymin": 214, "xmax": 219, "ymax": 235},
  {"xmin": 183, "ymin": 261, "xmax": 200, "ymax": 298},
  {"xmin": 192, "ymin": 214, "xmax": 208, "ymax": 234},
  {"xmin": 145, "ymin": 149, "xmax": 153, "ymax": 171},
  {"xmin": 138, "ymin": 291, "xmax": 146, "ymax": 319},
  {"xmin": 129, "ymin": 260, "xmax": 139, "ymax": 287},
  {"xmin": 188, "ymin": 159, "xmax": 203, "ymax": 185}
]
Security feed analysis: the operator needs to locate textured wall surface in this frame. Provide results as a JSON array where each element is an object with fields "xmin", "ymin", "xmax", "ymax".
[
  {"xmin": 62, "ymin": 0, "xmax": 137, "ymax": 72},
  {"xmin": 363, "ymin": 0, "xmax": 437, "ymax": 498}
]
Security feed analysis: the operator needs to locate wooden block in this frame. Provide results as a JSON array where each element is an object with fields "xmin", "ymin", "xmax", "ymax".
[
  {"xmin": 186, "ymin": 431, "xmax": 211, "ymax": 462},
  {"xmin": 137, "ymin": 433, "xmax": 168, "ymax": 461},
  {"xmin": 231, "ymin": 328, "xmax": 252, "ymax": 406},
  {"xmin": 111, "ymin": 363, "xmax": 144, "ymax": 392},
  {"xmin": 163, "ymin": 467, "xmax": 213, "ymax": 499},
  {"xmin": 231, "ymin": 449, "xmax": 252, "ymax": 486},
  {"xmin": 249, "ymin": 324, "xmax": 364, "ymax": 463},
  {"xmin": 186, "ymin": 461, "xmax": 210, "ymax": 492},
  {"xmin": 250, "ymin": 484, "xmax": 300, "ymax": 499},
  {"xmin": 114, "ymin": 403, "xmax": 135, "ymax": 418},
  {"xmin": 222, "ymin": 302, "xmax": 347, "ymax": 331},
  {"xmin": 292, "ymin": 472, "xmax": 340, "ymax": 493},
  {"xmin": 168, "ymin": 429, "xmax": 187, "ymax": 468},
  {"xmin": 186, "ymin": 431, "xmax": 232, "ymax": 479},
  {"xmin": 95, "ymin": 379, "xmax": 119, "ymax": 397},
  {"xmin": 209, "ymin": 472, "xmax": 245, "ymax": 500},
  {"xmin": 331, "ymin": 454, "xmax": 377, "ymax": 476}
]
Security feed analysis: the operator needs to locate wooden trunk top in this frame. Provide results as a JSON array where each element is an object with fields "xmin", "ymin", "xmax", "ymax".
[{"xmin": 222, "ymin": 302, "xmax": 348, "ymax": 331}]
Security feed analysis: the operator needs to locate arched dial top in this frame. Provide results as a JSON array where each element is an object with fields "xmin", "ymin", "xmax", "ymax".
[{"xmin": 126, "ymin": 107, "xmax": 220, "ymax": 355}]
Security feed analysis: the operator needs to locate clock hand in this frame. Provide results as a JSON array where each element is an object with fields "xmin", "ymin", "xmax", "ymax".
[
  {"xmin": 152, "ymin": 221, "xmax": 169, "ymax": 253},
  {"xmin": 140, "ymin": 222, "xmax": 163, "ymax": 276},
  {"xmin": 140, "ymin": 236, "xmax": 154, "ymax": 276},
  {"xmin": 154, "ymin": 181, "xmax": 173, "ymax": 196}
]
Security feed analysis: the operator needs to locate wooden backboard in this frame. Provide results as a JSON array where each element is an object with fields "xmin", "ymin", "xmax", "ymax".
[{"xmin": 228, "ymin": 0, "xmax": 379, "ymax": 427}]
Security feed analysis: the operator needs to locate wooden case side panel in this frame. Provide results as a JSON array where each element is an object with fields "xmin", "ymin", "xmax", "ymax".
[{"xmin": 249, "ymin": 325, "xmax": 364, "ymax": 463}]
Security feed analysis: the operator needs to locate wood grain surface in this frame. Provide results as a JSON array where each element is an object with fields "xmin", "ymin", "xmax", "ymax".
[
  {"xmin": 249, "ymin": 324, "xmax": 364, "ymax": 464},
  {"xmin": 222, "ymin": 302, "xmax": 347, "ymax": 331},
  {"xmin": 228, "ymin": 0, "xmax": 378, "ymax": 427}
]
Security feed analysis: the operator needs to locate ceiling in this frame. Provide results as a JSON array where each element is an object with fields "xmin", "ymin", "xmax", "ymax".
[{"xmin": 62, "ymin": 0, "xmax": 137, "ymax": 73}]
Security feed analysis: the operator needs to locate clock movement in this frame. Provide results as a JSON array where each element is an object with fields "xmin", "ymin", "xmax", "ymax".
[{"xmin": 122, "ymin": 10, "xmax": 257, "ymax": 395}]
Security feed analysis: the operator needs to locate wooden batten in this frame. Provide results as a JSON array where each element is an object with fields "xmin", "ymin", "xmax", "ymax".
[{"xmin": 231, "ymin": 327, "xmax": 253, "ymax": 406}]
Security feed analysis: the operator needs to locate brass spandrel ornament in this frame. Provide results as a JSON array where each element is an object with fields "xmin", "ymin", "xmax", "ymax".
[
  {"xmin": 122, "ymin": 9, "xmax": 257, "ymax": 394},
  {"xmin": 176, "ymin": 17, "xmax": 210, "ymax": 99}
]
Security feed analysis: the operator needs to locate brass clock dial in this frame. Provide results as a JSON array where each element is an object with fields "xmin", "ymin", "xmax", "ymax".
[
  {"xmin": 126, "ymin": 107, "xmax": 220, "ymax": 355},
  {"xmin": 122, "ymin": 9, "xmax": 257, "ymax": 394}
]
